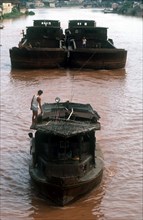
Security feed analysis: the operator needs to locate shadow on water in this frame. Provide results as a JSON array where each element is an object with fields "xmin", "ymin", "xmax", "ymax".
[
  {"xmin": 28, "ymin": 177, "xmax": 106, "ymax": 220},
  {"xmin": 27, "ymin": 144, "xmax": 114, "ymax": 219},
  {"xmin": 10, "ymin": 68, "xmax": 68, "ymax": 82},
  {"xmin": 10, "ymin": 68, "xmax": 127, "ymax": 82}
]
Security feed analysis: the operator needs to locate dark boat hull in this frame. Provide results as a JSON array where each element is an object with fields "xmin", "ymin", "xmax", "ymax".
[
  {"xmin": 9, "ymin": 47, "xmax": 67, "ymax": 69},
  {"xmin": 9, "ymin": 47, "xmax": 127, "ymax": 70},
  {"xmin": 29, "ymin": 157, "xmax": 103, "ymax": 206},
  {"xmin": 69, "ymin": 48, "xmax": 127, "ymax": 69},
  {"xmin": 29, "ymin": 101, "xmax": 103, "ymax": 206}
]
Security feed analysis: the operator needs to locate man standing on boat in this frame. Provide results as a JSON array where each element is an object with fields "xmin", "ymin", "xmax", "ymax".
[
  {"xmin": 65, "ymin": 29, "xmax": 71, "ymax": 49},
  {"xmin": 30, "ymin": 90, "xmax": 43, "ymax": 128},
  {"xmin": 82, "ymin": 37, "xmax": 87, "ymax": 48}
]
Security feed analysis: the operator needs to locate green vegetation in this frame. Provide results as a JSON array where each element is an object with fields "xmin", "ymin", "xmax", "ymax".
[
  {"xmin": 1, "ymin": 0, "xmax": 142, "ymax": 18},
  {"xmin": 2, "ymin": 7, "xmax": 35, "ymax": 19},
  {"xmin": 25, "ymin": 10, "xmax": 35, "ymax": 15},
  {"xmin": 2, "ymin": 7, "xmax": 23, "ymax": 19},
  {"xmin": 117, "ymin": 2, "xmax": 142, "ymax": 16}
]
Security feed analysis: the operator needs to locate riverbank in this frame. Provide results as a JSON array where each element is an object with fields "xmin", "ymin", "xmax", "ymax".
[
  {"xmin": 0, "ymin": 2, "xmax": 143, "ymax": 20},
  {"xmin": 0, "ymin": 8, "xmax": 35, "ymax": 20}
]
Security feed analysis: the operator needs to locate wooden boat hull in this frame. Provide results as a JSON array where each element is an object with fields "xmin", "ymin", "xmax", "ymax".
[
  {"xmin": 68, "ymin": 48, "xmax": 127, "ymax": 69},
  {"xmin": 29, "ymin": 157, "xmax": 103, "ymax": 206},
  {"xmin": 29, "ymin": 101, "xmax": 103, "ymax": 205},
  {"xmin": 9, "ymin": 47, "xmax": 67, "ymax": 69}
]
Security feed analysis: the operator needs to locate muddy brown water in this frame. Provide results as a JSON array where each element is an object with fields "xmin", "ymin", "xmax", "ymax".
[{"xmin": 0, "ymin": 8, "xmax": 142, "ymax": 220}]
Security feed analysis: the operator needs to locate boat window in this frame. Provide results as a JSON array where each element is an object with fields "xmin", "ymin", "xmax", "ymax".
[
  {"xmin": 35, "ymin": 133, "xmax": 83, "ymax": 161},
  {"xmin": 58, "ymin": 140, "xmax": 71, "ymax": 159},
  {"xmin": 82, "ymin": 142, "xmax": 89, "ymax": 154},
  {"xmin": 76, "ymin": 22, "xmax": 88, "ymax": 26},
  {"xmin": 50, "ymin": 136, "xmax": 79, "ymax": 160},
  {"xmin": 41, "ymin": 21, "xmax": 52, "ymax": 26}
]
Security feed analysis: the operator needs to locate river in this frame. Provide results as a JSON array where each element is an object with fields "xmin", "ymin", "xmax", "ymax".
[{"xmin": 0, "ymin": 8, "xmax": 142, "ymax": 220}]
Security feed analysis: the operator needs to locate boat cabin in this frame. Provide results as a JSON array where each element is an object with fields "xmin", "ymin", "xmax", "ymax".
[
  {"xmin": 32, "ymin": 122, "xmax": 97, "ymax": 179},
  {"xmin": 66, "ymin": 20, "xmax": 114, "ymax": 49},
  {"xmin": 33, "ymin": 20, "xmax": 61, "ymax": 27},
  {"xmin": 68, "ymin": 20, "xmax": 96, "ymax": 28},
  {"xmin": 30, "ymin": 101, "xmax": 101, "ymax": 178},
  {"xmin": 20, "ymin": 20, "xmax": 64, "ymax": 48}
]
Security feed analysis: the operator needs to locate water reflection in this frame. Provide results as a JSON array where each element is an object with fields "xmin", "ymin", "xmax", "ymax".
[
  {"xmin": 10, "ymin": 68, "xmax": 67, "ymax": 82},
  {"xmin": 10, "ymin": 68, "xmax": 127, "ymax": 82},
  {"xmin": 29, "ymin": 179, "xmax": 106, "ymax": 220}
]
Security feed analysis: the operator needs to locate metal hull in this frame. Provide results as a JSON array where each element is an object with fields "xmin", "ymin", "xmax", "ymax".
[
  {"xmin": 29, "ymin": 157, "xmax": 103, "ymax": 206},
  {"xmin": 10, "ymin": 47, "xmax": 127, "ymax": 70},
  {"xmin": 9, "ymin": 47, "xmax": 67, "ymax": 69},
  {"xmin": 69, "ymin": 48, "xmax": 127, "ymax": 69}
]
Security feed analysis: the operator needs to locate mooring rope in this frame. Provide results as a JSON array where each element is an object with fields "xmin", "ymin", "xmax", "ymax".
[{"xmin": 69, "ymin": 51, "xmax": 96, "ymax": 102}]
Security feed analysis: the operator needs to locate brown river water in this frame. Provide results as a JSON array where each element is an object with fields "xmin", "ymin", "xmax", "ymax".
[{"xmin": 0, "ymin": 8, "xmax": 142, "ymax": 220}]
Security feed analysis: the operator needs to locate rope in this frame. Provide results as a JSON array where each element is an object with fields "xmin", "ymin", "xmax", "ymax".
[{"xmin": 69, "ymin": 51, "xmax": 96, "ymax": 102}]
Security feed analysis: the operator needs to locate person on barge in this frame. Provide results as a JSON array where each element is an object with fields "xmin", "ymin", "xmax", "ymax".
[{"xmin": 30, "ymin": 90, "xmax": 43, "ymax": 127}]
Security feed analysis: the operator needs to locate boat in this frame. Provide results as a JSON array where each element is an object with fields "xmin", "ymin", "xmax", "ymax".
[
  {"xmin": 103, "ymin": 8, "xmax": 115, "ymax": 14},
  {"xmin": 29, "ymin": 98, "xmax": 103, "ymax": 206},
  {"xmin": 9, "ymin": 19, "xmax": 127, "ymax": 70},
  {"xmin": 9, "ymin": 20, "xmax": 67, "ymax": 69},
  {"xmin": 0, "ymin": 24, "xmax": 4, "ymax": 29},
  {"xmin": 65, "ymin": 20, "xmax": 127, "ymax": 69}
]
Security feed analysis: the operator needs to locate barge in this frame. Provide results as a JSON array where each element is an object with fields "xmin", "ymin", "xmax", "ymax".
[
  {"xmin": 66, "ymin": 20, "xmax": 127, "ymax": 69},
  {"xmin": 10, "ymin": 19, "xmax": 127, "ymax": 70},
  {"xmin": 29, "ymin": 98, "xmax": 103, "ymax": 206},
  {"xmin": 9, "ymin": 20, "xmax": 66, "ymax": 69}
]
